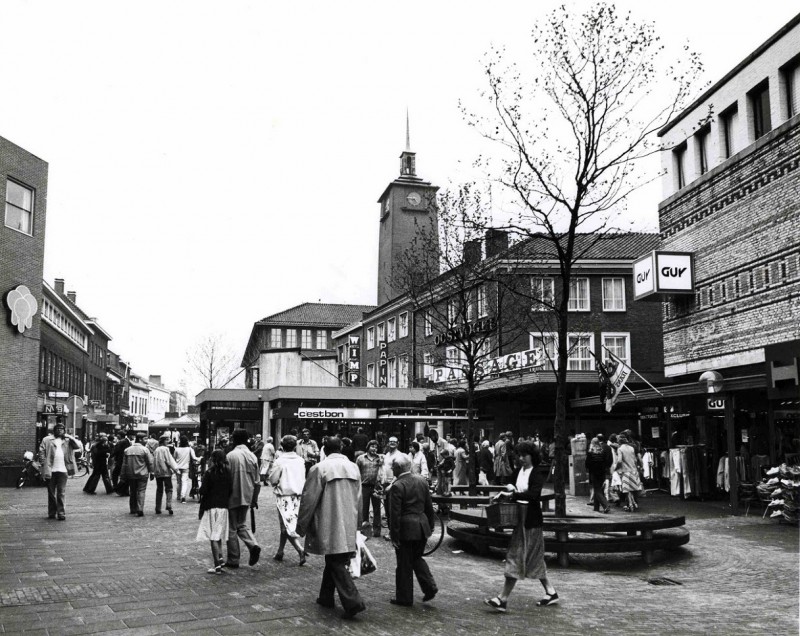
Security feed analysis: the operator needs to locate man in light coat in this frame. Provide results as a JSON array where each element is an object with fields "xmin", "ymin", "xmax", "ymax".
[
  {"xmin": 121, "ymin": 432, "xmax": 155, "ymax": 517},
  {"xmin": 297, "ymin": 436, "xmax": 365, "ymax": 619},
  {"xmin": 39, "ymin": 422, "xmax": 81, "ymax": 520},
  {"xmin": 224, "ymin": 428, "xmax": 261, "ymax": 568}
]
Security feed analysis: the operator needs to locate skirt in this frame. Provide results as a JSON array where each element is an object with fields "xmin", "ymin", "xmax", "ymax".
[
  {"xmin": 276, "ymin": 494, "xmax": 301, "ymax": 538},
  {"xmin": 504, "ymin": 523, "xmax": 547, "ymax": 581},
  {"xmin": 621, "ymin": 470, "xmax": 643, "ymax": 493},
  {"xmin": 195, "ymin": 508, "xmax": 229, "ymax": 542}
]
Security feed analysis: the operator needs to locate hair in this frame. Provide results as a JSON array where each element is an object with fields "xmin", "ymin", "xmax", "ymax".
[
  {"xmin": 232, "ymin": 428, "xmax": 249, "ymax": 445},
  {"xmin": 392, "ymin": 454, "xmax": 412, "ymax": 473},
  {"xmin": 207, "ymin": 449, "xmax": 229, "ymax": 476},
  {"xmin": 342, "ymin": 437, "xmax": 352, "ymax": 447},
  {"xmin": 281, "ymin": 435, "xmax": 297, "ymax": 452},
  {"xmin": 367, "ymin": 439, "xmax": 378, "ymax": 450},
  {"xmin": 179, "ymin": 435, "xmax": 189, "ymax": 447},
  {"xmin": 324, "ymin": 436, "xmax": 342, "ymax": 455},
  {"xmin": 411, "ymin": 441, "xmax": 420, "ymax": 452},
  {"xmin": 428, "ymin": 429, "xmax": 439, "ymax": 442},
  {"xmin": 618, "ymin": 434, "xmax": 630, "ymax": 445},
  {"xmin": 515, "ymin": 441, "xmax": 541, "ymax": 465},
  {"xmin": 266, "ymin": 436, "xmax": 273, "ymax": 443},
  {"xmin": 589, "ymin": 437, "xmax": 603, "ymax": 454},
  {"xmin": 481, "ymin": 440, "xmax": 490, "ymax": 447},
  {"xmin": 609, "ymin": 433, "xmax": 618, "ymax": 443}
]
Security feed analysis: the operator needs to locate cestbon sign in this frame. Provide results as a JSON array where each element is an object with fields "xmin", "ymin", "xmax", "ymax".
[
  {"xmin": 633, "ymin": 251, "xmax": 695, "ymax": 300},
  {"xmin": 296, "ymin": 408, "xmax": 376, "ymax": 420}
]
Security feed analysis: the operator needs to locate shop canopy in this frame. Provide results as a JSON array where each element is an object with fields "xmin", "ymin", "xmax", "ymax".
[{"xmin": 150, "ymin": 413, "xmax": 200, "ymax": 431}]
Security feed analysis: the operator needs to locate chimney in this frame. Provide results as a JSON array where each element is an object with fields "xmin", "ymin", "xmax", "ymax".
[
  {"xmin": 485, "ymin": 229, "xmax": 509, "ymax": 258},
  {"xmin": 463, "ymin": 239, "xmax": 482, "ymax": 265},
  {"xmin": 149, "ymin": 375, "xmax": 162, "ymax": 386},
  {"xmin": 54, "ymin": 278, "xmax": 65, "ymax": 295},
  {"xmin": 66, "ymin": 291, "xmax": 77, "ymax": 304}
]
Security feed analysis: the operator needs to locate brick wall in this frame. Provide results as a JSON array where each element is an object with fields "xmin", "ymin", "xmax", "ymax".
[{"xmin": 0, "ymin": 136, "xmax": 48, "ymax": 477}]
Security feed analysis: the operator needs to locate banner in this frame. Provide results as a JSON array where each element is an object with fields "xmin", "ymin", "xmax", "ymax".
[{"xmin": 602, "ymin": 358, "xmax": 631, "ymax": 412}]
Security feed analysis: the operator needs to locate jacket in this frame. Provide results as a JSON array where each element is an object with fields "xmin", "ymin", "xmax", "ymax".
[
  {"xmin": 121, "ymin": 444, "xmax": 154, "ymax": 480},
  {"xmin": 389, "ymin": 472, "xmax": 434, "ymax": 543},
  {"xmin": 297, "ymin": 453, "xmax": 362, "ymax": 555},
  {"xmin": 268, "ymin": 452, "xmax": 306, "ymax": 496},
  {"xmin": 200, "ymin": 469, "xmax": 233, "ymax": 511},
  {"xmin": 153, "ymin": 445, "xmax": 179, "ymax": 478},
  {"xmin": 508, "ymin": 465, "xmax": 546, "ymax": 529},
  {"xmin": 227, "ymin": 444, "xmax": 260, "ymax": 508},
  {"xmin": 39, "ymin": 435, "xmax": 80, "ymax": 479}
]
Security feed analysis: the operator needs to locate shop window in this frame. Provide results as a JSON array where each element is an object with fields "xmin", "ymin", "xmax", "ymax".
[
  {"xmin": 4, "ymin": 179, "xmax": 34, "ymax": 235},
  {"xmin": 602, "ymin": 278, "xmax": 625, "ymax": 311},
  {"xmin": 568, "ymin": 278, "xmax": 590, "ymax": 311}
]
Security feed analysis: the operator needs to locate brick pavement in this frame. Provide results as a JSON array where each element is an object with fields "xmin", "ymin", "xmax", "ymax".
[{"xmin": 0, "ymin": 478, "xmax": 797, "ymax": 635}]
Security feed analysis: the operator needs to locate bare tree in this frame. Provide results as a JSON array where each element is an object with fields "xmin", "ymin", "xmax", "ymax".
[
  {"xmin": 463, "ymin": 4, "xmax": 704, "ymax": 515},
  {"xmin": 184, "ymin": 333, "xmax": 241, "ymax": 393}
]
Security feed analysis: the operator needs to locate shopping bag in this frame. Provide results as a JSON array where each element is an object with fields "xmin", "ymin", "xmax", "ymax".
[{"xmin": 348, "ymin": 531, "xmax": 377, "ymax": 578}]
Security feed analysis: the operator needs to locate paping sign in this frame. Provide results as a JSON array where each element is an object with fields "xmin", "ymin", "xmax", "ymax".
[{"xmin": 633, "ymin": 251, "xmax": 695, "ymax": 300}]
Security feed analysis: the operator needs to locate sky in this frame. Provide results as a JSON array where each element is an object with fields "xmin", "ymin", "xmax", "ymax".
[{"xmin": 2, "ymin": 1, "xmax": 797, "ymax": 399}]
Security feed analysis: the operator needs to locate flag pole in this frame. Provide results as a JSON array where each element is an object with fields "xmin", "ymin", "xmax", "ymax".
[{"xmin": 601, "ymin": 345, "xmax": 663, "ymax": 396}]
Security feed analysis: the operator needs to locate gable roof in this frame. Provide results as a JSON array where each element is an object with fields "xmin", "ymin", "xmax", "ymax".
[
  {"xmin": 257, "ymin": 303, "xmax": 376, "ymax": 328},
  {"xmin": 510, "ymin": 232, "xmax": 660, "ymax": 261}
]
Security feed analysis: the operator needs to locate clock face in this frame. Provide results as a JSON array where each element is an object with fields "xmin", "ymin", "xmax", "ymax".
[{"xmin": 406, "ymin": 192, "xmax": 421, "ymax": 206}]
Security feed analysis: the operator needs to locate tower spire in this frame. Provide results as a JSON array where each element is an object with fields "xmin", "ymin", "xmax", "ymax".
[{"xmin": 405, "ymin": 108, "xmax": 411, "ymax": 152}]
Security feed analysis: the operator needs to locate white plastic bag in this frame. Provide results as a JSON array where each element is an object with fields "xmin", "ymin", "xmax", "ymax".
[{"xmin": 348, "ymin": 532, "xmax": 377, "ymax": 578}]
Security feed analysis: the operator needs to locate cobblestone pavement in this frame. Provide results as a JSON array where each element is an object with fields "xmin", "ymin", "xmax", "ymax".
[{"xmin": 0, "ymin": 478, "xmax": 797, "ymax": 635}]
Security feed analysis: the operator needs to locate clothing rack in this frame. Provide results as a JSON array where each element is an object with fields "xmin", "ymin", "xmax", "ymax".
[{"xmin": 642, "ymin": 447, "xmax": 668, "ymax": 493}]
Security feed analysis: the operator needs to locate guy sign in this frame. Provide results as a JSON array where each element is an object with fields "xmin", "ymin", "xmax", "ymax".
[{"xmin": 633, "ymin": 251, "xmax": 695, "ymax": 301}]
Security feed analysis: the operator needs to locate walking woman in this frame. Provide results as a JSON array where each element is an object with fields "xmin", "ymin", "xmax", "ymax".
[
  {"xmin": 585, "ymin": 437, "xmax": 611, "ymax": 513},
  {"xmin": 197, "ymin": 449, "xmax": 233, "ymax": 574},
  {"xmin": 485, "ymin": 441, "xmax": 558, "ymax": 612},
  {"xmin": 268, "ymin": 435, "xmax": 307, "ymax": 565},
  {"xmin": 453, "ymin": 439, "xmax": 469, "ymax": 486},
  {"xmin": 617, "ymin": 434, "xmax": 643, "ymax": 512},
  {"xmin": 174, "ymin": 436, "xmax": 198, "ymax": 504}
]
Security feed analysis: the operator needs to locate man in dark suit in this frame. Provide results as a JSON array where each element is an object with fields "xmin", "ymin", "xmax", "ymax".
[
  {"xmin": 388, "ymin": 455, "xmax": 438, "ymax": 607},
  {"xmin": 111, "ymin": 430, "xmax": 134, "ymax": 494}
]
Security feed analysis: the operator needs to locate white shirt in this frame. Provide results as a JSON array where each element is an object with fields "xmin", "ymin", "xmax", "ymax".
[
  {"xmin": 51, "ymin": 438, "xmax": 67, "ymax": 473},
  {"xmin": 515, "ymin": 466, "xmax": 533, "ymax": 494}
]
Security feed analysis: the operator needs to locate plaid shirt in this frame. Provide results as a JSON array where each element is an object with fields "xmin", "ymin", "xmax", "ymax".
[{"xmin": 356, "ymin": 452, "xmax": 383, "ymax": 486}]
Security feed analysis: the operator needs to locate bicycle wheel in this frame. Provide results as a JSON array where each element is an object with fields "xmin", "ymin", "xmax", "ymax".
[
  {"xmin": 423, "ymin": 513, "xmax": 445, "ymax": 556},
  {"xmin": 16, "ymin": 474, "xmax": 26, "ymax": 489},
  {"xmin": 76, "ymin": 462, "xmax": 90, "ymax": 478}
]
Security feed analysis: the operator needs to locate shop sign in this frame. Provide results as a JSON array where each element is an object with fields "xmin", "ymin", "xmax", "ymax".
[
  {"xmin": 707, "ymin": 397, "xmax": 725, "ymax": 410},
  {"xmin": 43, "ymin": 404, "xmax": 64, "ymax": 414},
  {"xmin": 432, "ymin": 347, "xmax": 544, "ymax": 384},
  {"xmin": 348, "ymin": 335, "xmax": 360, "ymax": 386},
  {"xmin": 48, "ymin": 391, "xmax": 69, "ymax": 399},
  {"xmin": 434, "ymin": 316, "xmax": 497, "ymax": 346},
  {"xmin": 5, "ymin": 284, "xmax": 38, "ymax": 334},
  {"xmin": 296, "ymin": 407, "xmax": 377, "ymax": 420},
  {"xmin": 378, "ymin": 341, "xmax": 388, "ymax": 387},
  {"xmin": 633, "ymin": 251, "xmax": 695, "ymax": 300},
  {"xmin": 651, "ymin": 427, "xmax": 660, "ymax": 438}
]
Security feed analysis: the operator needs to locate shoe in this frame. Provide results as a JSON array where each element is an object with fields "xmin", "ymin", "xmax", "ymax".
[
  {"xmin": 222, "ymin": 562, "xmax": 239, "ymax": 569},
  {"xmin": 537, "ymin": 592, "xmax": 559, "ymax": 606},
  {"xmin": 484, "ymin": 597, "xmax": 507, "ymax": 612},
  {"xmin": 768, "ymin": 499, "xmax": 785, "ymax": 507},
  {"xmin": 316, "ymin": 597, "xmax": 335, "ymax": 608},
  {"xmin": 770, "ymin": 510, "xmax": 783, "ymax": 518},
  {"xmin": 298, "ymin": 555, "xmax": 306, "ymax": 566},
  {"xmin": 384, "ymin": 535, "xmax": 392, "ymax": 541},
  {"xmin": 155, "ymin": 510, "xmax": 162, "ymax": 514},
  {"xmin": 586, "ymin": 502, "xmax": 594, "ymax": 506},
  {"xmin": 273, "ymin": 553, "xmax": 284, "ymax": 561},
  {"xmin": 603, "ymin": 508, "xmax": 611, "ymax": 514},
  {"xmin": 181, "ymin": 498, "xmax": 186, "ymax": 503},
  {"xmin": 84, "ymin": 491, "xmax": 96, "ymax": 495},
  {"xmin": 766, "ymin": 466, "xmax": 780, "ymax": 476},
  {"xmin": 168, "ymin": 508, "xmax": 174, "ymax": 515},
  {"xmin": 249, "ymin": 545, "xmax": 261, "ymax": 566},
  {"xmin": 137, "ymin": 511, "xmax": 144, "ymax": 517},
  {"xmin": 622, "ymin": 506, "xmax": 631, "ymax": 512},
  {"xmin": 343, "ymin": 604, "xmax": 366, "ymax": 619},
  {"xmin": 57, "ymin": 515, "xmax": 65, "ymax": 521},
  {"xmin": 390, "ymin": 599, "xmax": 412, "ymax": 607},
  {"xmin": 48, "ymin": 515, "xmax": 56, "ymax": 520},
  {"xmin": 422, "ymin": 590, "xmax": 437, "ymax": 602},
  {"xmin": 207, "ymin": 566, "xmax": 223, "ymax": 575}
]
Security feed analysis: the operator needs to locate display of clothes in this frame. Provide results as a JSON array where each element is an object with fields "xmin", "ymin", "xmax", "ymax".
[
  {"xmin": 669, "ymin": 445, "xmax": 710, "ymax": 498},
  {"xmin": 641, "ymin": 450, "xmax": 655, "ymax": 480},
  {"xmin": 716, "ymin": 455, "xmax": 746, "ymax": 492}
]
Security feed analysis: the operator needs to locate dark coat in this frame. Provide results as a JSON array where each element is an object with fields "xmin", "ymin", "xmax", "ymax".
[
  {"xmin": 509, "ymin": 465, "xmax": 545, "ymax": 529},
  {"xmin": 389, "ymin": 472, "xmax": 435, "ymax": 542},
  {"xmin": 199, "ymin": 469, "xmax": 233, "ymax": 511},
  {"xmin": 479, "ymin": 447, "xmax": 495, "ymax": 478}
]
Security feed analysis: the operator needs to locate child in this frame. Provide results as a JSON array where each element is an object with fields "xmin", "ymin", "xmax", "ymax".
[
  {"xmin": 436, "ymin": 449, "xmax": 455, "ymax": 496},
  {"xmin": 196, "ymin": 450, "xmax": 233, "ymax": 574}
]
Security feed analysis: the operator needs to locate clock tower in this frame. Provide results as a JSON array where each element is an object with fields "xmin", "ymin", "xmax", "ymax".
[{"xmin": 376, "ymin": 116, "xmax": 439, "ymax": 305}]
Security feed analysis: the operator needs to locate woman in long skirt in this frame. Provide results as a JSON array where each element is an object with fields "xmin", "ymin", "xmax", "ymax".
[
  {"xmin": 268, "ymin": 435, "xmax": 306, "ymax": 565},
  {"xmin": 485, "ymin": 441, "xmax": 558, "ymax": 612},
  {"xmin": 196, "ymin": 450, "xmax": 232, "ymax": 574},
  {"xmin": 617, "ymin": 434, "xmax": 643, "ymax": 511}
]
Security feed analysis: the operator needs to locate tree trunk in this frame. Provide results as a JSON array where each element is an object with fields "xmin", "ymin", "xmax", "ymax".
[{"xmin": 466, "ymin": 385, "xmax": 478, "ymax": 496}]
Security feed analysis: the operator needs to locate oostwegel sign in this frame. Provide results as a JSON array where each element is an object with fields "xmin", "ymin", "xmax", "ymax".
[
  {"xmin": 633, "ymin": 251, "xmax": 695, "ymax": 301},
  {"xmin": 296, "ymin": 407, "xmax": 377, "ymax": 420}
]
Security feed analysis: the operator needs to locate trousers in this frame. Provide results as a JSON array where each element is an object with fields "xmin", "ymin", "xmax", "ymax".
[
  {"xmin": 155, "ymin": 476, "xmax": 174, "ymax": 512},
  {"xmin": 395, "ymin": 539, "xmax": 437, "ymax": 604},
  {"xmin": 319, "ymin": 552, "xmax": 364, "ymax": 613},
  {"xmin": 84, "ymin": 465, "xmax": 112, "ymax": 494},
  {"xmin": 361, "ymin": 484, "xmax": 381, "ymax": 532},
  {"xmin": 226, "ymin": 505, "xmax": 259, "ymax": 565},
  {"xmin": 47, "ymin": 472, "xmax": 68, "ymax": 517},
  {"xmin": 128, "ymin": 478, "xmax": 148, "ymax": 513}
]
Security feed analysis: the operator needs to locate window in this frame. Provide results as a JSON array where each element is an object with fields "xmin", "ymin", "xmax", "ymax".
[
  {"xmin": 531, "ymin": 276, "xmax": 554, "ymax": 311},
  {"xmin": 466, "ymin": 289, "xmax": 476, "ymax": 322},
  {"xmin": 399, "ymin": 354, "xmax": 408, "ymax": 388},
  {"xmin": 696, "ymin": 125, "xmax": 710, "ymax": 175},
  {"xmin": 367, "ymin": 363, "xmax": 376, "ymax": 386},
  {"xmin": 447, "ymin": 298, "xmax": 458, "ymax": 324},
  {"xmin": 673, "ymin": 143, "xmax": 687, "ymax": 190},
  {"xmin": 475, "ymin": 337, "xmax": 491, "ymax": 359},
  {"xmin": 388, "ymin": 357, "xmax": 397, "ymax": 388},
  {"xmin": 423, "ymin": 352, "xmax": 434, "ymax": 379},
  {"xmin": 269, "ymin": 329, "xmax": 282, "ymax": 348},
  {"xmin": 601, "ymin": 333, "xmax": 630, "ymax": 366},
  {"xmin": 316, "ymin": 330, "xmax": 328, "ymax": 349},
  {"xmin": 720, "ymin": 104, "xmax": 738, "ymax": 159},
  {"xmin": 567, "ymin": 334, "xmax": 594, "ymax": 371},
  {"xmin": 301, "ymin": 329, "xmax": 313, "ymax": 348},
  {"xmin": 367, "ymin": 326, "xmax": 375, "ymax": 349},
  {"xmin": 446, "ymin": 346, "xmax": 461, "ymax": 368},
  {"xmin": 477, "ymin": 285, "xmax": 488, "ymax": 318},
  {"xmin": 783, "ymin": 60, "xmax": 800, "ymax": 118},
  {"xmin": 424, "ymin": 311, "xmax": 432, "ymax": 337},
  {"xmin": 530, "ymin": 333, "xmax": 558, "ymax": 368},
  {"xmin": 285, "ymin": 329, "xmax": 297, "ymax": 348},
  {"xmin": 387, "ymin": 317, "xmax": 396, "ymax": 342},
  {"xmin": 750, "ymin": 81, "xmax": 771, "ymax": 140},
  {"xmin": 568, "ymin": 278, "xmax": 590, "ymax": 311},
  {"xmin": 399, "ymin": 312, "xmax": 408, "ymax": 338},
  {"xmin": 4, "ymin": 180, "xmax": 34, "ymax": 235},
  {"xmin": 377, "ymin": 322, "xmax": 385, "ymax": 342},
  {"xmin": 602, "ymin": 278, "xmax": 625, "ymax": 311}
]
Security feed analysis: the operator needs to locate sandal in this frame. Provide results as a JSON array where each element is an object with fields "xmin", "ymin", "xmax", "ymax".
[
  {"xmin": 537, "ymin": 592, "xmax": 559, "ymax": 606},
  {"xmin": 484, "ymin": 596, "xmax": 507, "ymax": 612},
  {"xmin": 622, "ymin": 505, "xmax": 631, "ymax": 512}
]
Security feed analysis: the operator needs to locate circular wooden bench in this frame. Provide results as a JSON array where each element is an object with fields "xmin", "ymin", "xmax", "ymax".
[{"xmin": 446, "ymin": 508, "xmax": 689, "ymax": 566}]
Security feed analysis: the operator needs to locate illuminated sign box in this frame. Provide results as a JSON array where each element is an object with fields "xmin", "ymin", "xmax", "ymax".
[{"xmin": 633, "ymin": 251, "xmax": 695, "ymax": 301}]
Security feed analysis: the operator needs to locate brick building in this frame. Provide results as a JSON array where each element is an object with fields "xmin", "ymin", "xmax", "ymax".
[{"xmin": 0, "ymin": 136, "xmax": 48, "ymax": 484}]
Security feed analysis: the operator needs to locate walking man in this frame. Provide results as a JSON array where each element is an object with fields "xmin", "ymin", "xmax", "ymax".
[
  {"xmin": 297, "ymin": 437, "xmax": 365, "ymax": 619},
  {"xmin": 121, "ymin": 432, "xmax": 154, "ymax": 517},
  {"xmin": 153, "ymin": 433, "xmax": 180, "ymax": 514},
  {"xmin": 111, "ymin": 429, "xmax": 134, "ymax": 493},
  {"xmin": 297, "ymin": 428, "xmax": 320, "ymax": 475},
  {"xmin": 39, "ymin": 422, "xmax": 81, "ymax": 520},
  {"xmin": 83, "ymin": 433, "xmax": 113, "ymax": 495},
  {"xmin": 388, "ymin": 455, "xmax": 438, "ymax": 607},
  {"xmin": 224, "ymin": 428, "xmax": 261, "ymax": 568},
  {"xmin": 356, "ymin": 440, "xmax": 383, "ymax": 537}
]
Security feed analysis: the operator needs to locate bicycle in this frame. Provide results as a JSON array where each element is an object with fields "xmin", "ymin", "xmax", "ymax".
[{"xmin": 72, "ymin": 455, "xmax": 91, "ymax": 478}]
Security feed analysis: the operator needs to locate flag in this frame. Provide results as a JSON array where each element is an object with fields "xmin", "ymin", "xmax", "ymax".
[{"xmin": 602, "ymin": 355, "xmax": 632, "ymax": 413}]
